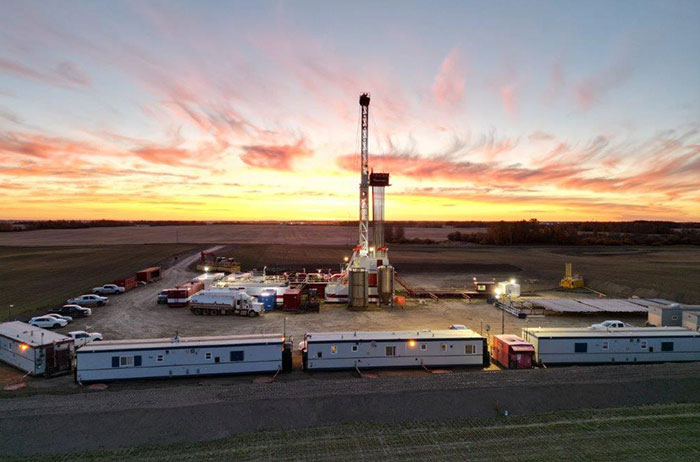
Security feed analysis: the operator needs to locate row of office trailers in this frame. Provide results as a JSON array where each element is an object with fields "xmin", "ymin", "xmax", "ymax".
[
  {"xmin": 303, "ymin": 329, "xmax": 489, "ymax": 370},
  {"xmin": 76, "ymin": 334, "xmax": 291, "ymax": 383},
  {"xmin": 521, "ymin": 327, "xmax": 700, "ymax": 365}
]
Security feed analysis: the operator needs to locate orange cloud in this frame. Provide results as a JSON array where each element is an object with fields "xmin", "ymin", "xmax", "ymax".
[{"xmin": 239, "ymin": 140, "xmax": 312, "ymax": 171}]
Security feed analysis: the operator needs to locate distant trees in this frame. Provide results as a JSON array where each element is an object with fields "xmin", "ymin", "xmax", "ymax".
[{"xmin": 447, "ymin": 219, "xmax": 700, "ymax": 246}]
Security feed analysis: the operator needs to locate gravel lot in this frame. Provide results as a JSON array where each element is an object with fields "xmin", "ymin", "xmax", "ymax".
[{"xmin": 46, "ymin": 246, "xmax": 644, "ymax": 342}]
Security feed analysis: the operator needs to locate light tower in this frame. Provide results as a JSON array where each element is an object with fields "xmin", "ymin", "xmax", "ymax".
[{"xmin": 358, "ymin": 93, "xmax": 371, "ymax": 254}]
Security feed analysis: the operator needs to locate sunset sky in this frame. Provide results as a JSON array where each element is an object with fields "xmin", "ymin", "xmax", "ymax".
[{"xmin": 1, "ymin": 0, "xmax": 699, "ymax": 221}]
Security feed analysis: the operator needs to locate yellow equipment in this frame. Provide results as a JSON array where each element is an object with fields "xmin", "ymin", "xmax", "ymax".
[{"xmin": 560, "ymin": 263, "xmax": 585, "ymax": 289}]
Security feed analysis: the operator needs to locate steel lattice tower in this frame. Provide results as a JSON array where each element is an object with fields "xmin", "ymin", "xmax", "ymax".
[{"xmin": 358, "ymin": 93, "xmax": 370, "ymax": 253}]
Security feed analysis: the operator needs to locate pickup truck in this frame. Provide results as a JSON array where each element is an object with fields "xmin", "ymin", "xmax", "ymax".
[
  {"xmin": 67, "ymin": 294, "xmax": 108, "ymax": 306},
  {"xmin": 68, "ymin": 330, "xmax": 103, "ymax": 347},
  {"xmin": 50, "ymin": 304, "xmax": 92, "ymax": 318},
  {"xmin": 92, "ymin": 284, "xmax": 125, "ymax": 295}
]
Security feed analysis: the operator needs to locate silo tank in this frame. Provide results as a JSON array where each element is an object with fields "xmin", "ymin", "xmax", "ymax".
[
  {"xmin": 348, "ymin": 268, "xmax": 368, "ymax": 308},
  {"xmin": 377, "ymin": 265, "xmax": 394, "ymax": 305}
]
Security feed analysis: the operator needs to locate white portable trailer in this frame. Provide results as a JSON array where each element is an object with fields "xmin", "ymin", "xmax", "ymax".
[
  {"xmin": 76, "ymin": 333, "xmax": 287, "ymax": 382},
  {"xmin": 303, "ymin": 329, "xmax": 488, "ymax": 370},
  {"xmin": 521, "ymin": 327, "xmax": 700, "ymax": 366},
  {"xmin": 0, "ymin": 321, "xmax": 74, "ymax": 376}
]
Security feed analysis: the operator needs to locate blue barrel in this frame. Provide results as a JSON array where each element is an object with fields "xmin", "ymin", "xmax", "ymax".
[{"xmin": 259, "ymin": 290, "xmax": 276, "ymax": 311}]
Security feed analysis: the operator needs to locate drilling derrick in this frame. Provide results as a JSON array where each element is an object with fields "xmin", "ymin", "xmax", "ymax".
[
  {"xmin": 358, "ymin": 93, "xmax": 371, "ymax": 254},
  {"xmin": 326, "ymin": 92, "xmax": 393, "ymax": 308}
]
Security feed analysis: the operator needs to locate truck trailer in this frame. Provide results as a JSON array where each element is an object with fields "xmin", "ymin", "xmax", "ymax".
[
  {"xmin": 76, "ymin": 333, "xmax": 289, "ymax": 382},
  {"xmin": 189, "ymin": 288, "xmax": 264, "ymax": 316},
  {"xmin": 521, "ymin": 327, "xmax": 700, "ymax": 366},
  {"xmin": 303, "ymin": 329, "xmax": 489, "ymax": 370}
]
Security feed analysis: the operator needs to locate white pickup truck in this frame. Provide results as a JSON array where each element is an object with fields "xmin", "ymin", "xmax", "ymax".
[
  {"xmin": 67, "ymin": 294, "xmax": 108, "ymax": 306},
  {"xmin": 92, "ymin": 284, "xmax": 125, "ymax": 295},
  {"xmin": 69, "ymin": 331, "xmax": 103, "ymax": 347}
]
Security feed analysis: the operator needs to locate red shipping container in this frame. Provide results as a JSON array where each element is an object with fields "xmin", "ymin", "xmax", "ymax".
[
  {"xmin": 114, "ymin": 277, "xmax": 137, "ymax": 291},
  {"xmin": 167, "ymin": 280, "xmax": 205, "ymax": 307},
  {"xmin": 283, "ymin": 289, "xmax": 301, "ymax": 312},
  {"xmin": 136, "ymin": 266, "xmax": 162, "ymax": 283},
  {"xmin": 491, "ymin": 335, "xmax": 534, "ymax": 369}
]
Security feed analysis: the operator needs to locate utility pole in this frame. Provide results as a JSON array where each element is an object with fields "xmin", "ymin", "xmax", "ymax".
[{"xmin": 501, "ymin": 298, "xmax": 505, "ymax": 334}]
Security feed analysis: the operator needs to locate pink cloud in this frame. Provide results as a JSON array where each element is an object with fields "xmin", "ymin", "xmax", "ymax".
[
  {"xmin": 500, "ymin": 84, "xmax": 517, "ymax": 115},
  {"xmin": 55, "ymin": 61, "xmax": 90, "ymax": 86},
  {"xmin": 575, "ymin": 61, "xmax": 634, "ymax": 110},
  {"xmin": 432, "ymin": 48, "xmax": 465, "ymax": 106},
  {"xmin": 239, "ymin": 140, "xmax": 312, "ymax": 171}
]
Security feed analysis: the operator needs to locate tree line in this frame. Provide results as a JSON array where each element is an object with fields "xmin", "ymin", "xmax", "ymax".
[{"xmin": 447, "ymin": 219, "xmax": 700, "ymax": 246}]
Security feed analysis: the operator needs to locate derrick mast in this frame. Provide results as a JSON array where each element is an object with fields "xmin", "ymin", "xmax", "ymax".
[{"xmin": 358, "ymin": 93, "xmax": 371, "ymax": 254}]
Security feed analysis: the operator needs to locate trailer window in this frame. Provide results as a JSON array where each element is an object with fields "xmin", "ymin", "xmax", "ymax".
[
  {"xmin": 352, "ymin": 345, "xmax": 358, "ymax": 352},
  {"xmin": 156, "ymin": 355, "xmax": 163, "ymax": 362},
  {"xmin": 641, "ymin": 341, "xmax": 647, "ymax": 349},
  {"xmin": 602, "ymin": 341, "xmax": 609, "ymax": 351},
  {"xmin": 574, "ymin": 343, "xmax": 588, "ymax": 353},
  {"xmin": 205, "ymin": 352, "xmax": 212, "ymax": 360},
  {"xmin": 385, "ymin": 346, "xmax": 396, "ymax": 357},
  {"xmin": 330, "ymin": 345, "xmax": 337, "ymax": 354},
  {"xmin": 421, "ymin": 344, "xmax": 427, "ymax": 351},
  {"xmin": 661, "ymin": 342, "xmax": 674, "ymax": 352},
  {"xmin": 230, "ymin": 351, "xmax": 244, "ymax": 362},
  {"xmin": 441, "ymin": 344, "xmax": 447, "ymax": 352},
  {"xmin": 465, "ymin": 344, "xmax": 476, "ymax": 354},
  {"xmin": 120, "ymin": 356, "xmax": 134, "ymax": 367}
]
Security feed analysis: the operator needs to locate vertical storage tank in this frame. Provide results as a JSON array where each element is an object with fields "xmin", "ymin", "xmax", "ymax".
[
  {"xmin": 377, "ymin": 265, "xmax": 394, "ymax": 306},
  {"xmin": 348, "ymin": 268, "xmax": 368, "ymax": 308}
]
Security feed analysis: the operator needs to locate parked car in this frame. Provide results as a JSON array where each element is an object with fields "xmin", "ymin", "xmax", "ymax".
[
  {"xmin": 157, "ymin": 290, "xmax": 170, "ymax": 304},
  {"xmin": 29, "ymin": 316, "xmax": 68, "ymax": 329},
  {"xmin": 68, "ymin": 330, "xmax": 103, "ymax": 347},
  {"xmin": 67, "ymin": 294, "xmax": 108, "ymax": 306},
  {"xmin": 590, "ymin": 320, "xmax": 631, "ymax": 329},
  {"xmin": 45, "ymin": 313, "xmax": 72, "ymax": 323},
  {"xmin": 449, "ymin": 324, "xmax": 467, "ymax": 330},
  {"xmin": 92, "ymin": 284, "xmax": 125, "ymax": 295},
  {"xmin": 49, "ymin": 305, "xmax": 92, "ymax": 318}
]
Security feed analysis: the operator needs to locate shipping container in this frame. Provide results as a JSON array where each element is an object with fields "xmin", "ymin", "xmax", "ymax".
[
  {"xmin": 682, "ymin": 311, "xmax": 700, "ymax": 332},
  {"xmin": 521, "ymin": 327, "xmax": 700, "ymax": 366},
  {"xmin": 303, "ymin": 329, "xmax": 489, "ymax": 370},
  {"xmin": 167, "ymin": 280, "xmax": 205, "ymax": 307},
  {"xmin": 491, "ymin": 335, "xmax": 534, "ymax": 369},
  {"xmin": 76, "ymin": 333, "xmax": 288, "ymax": 383},
  {"xmin": 113, "ymin": 277, "xmax": 137, "ymax": 291},
  {"xmin": 0, "ymin": 322, "xmax": 74, "ymax": 376},
  {"xmin": 647, "ymin": 304, "xmax": 683, "ymax": 326},
  {"xmin": 136, "ymin": 266, "xmax": 162, "ymax": 283},
  {"xmin": 284, "ymin": 289, "xmax": 301, "ymax": 312}
]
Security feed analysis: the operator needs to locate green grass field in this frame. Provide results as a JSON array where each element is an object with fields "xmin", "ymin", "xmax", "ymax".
[
  {"xmin": 5, "ymin": 403, "xmax": 698, "ymax": 461},
  {"xmin": 0, "ymin": 245, "xmax": 200, "ymax": 318}
]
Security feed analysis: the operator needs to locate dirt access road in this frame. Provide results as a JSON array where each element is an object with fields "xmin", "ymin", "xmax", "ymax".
[{"xmin": 2, "ymin": 362, "xmax": 700, "ymax": 456}]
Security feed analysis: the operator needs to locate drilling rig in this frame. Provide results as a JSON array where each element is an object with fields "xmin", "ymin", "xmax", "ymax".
[{"xmin": 325, "ymin": 93, "xmax": 394, "ymax": 307}]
